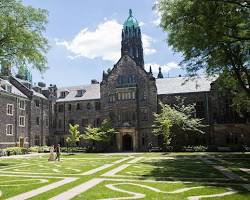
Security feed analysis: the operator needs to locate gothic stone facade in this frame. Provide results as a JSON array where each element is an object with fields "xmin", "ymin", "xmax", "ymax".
[{"xmin": 0, "ymin": 10, "xmax": 249, "ymax": 150}]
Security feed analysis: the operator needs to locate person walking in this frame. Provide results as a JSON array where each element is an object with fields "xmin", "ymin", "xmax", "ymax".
[
  {"xmin": 55, "ymin": 144, "xmax": 61, "ymax": 161},
  {"xmin": 48, "ymin": 145, "xmax": 55, "ymax": 161}
]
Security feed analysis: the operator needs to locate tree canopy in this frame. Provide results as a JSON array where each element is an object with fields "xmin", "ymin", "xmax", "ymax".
[
  {"xmin": 153, "ymin": 98, "xmax": 206, "ymax": 146},
  {"xmin": 66, "ymin": 124, "xmax": 81, "ymax": 148},
  {"xmin": 0, "ymin": 0, "xmax": 49, "ymax": 72},
  {"xmin": 82, "ymin": 119, "xmax": 118, "ymax": 143},
  {"xmin": 155, "ymin": 0, "xmax": 250, "ymax": 101}
]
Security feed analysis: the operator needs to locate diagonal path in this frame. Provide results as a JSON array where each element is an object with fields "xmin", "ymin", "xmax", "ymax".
[
  {"xmin": 7, "ymin": 177, "xmax": 77, "ymax": 200},
  {"xmin": 49, "ymin": 178, "xmax": 104, "ymax": 200}
]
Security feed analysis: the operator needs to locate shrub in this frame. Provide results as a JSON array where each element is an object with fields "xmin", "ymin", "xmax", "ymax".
[
  {"xmin": 29, "ymin": 146, "xmax": 50, "ymax": 153},
  {"xmin": 193, "ymin": 146, "xmax": 207, "ymax": 152},
  {"xmin": 2, "ymin": 147, "xmax": 29, "ymax": 156}
]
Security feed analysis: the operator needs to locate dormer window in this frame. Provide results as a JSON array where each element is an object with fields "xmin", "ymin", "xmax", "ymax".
[
  {"xmin": 60, "ymin": 90, "xmax": 69, "ymax": 98},
  {"xmin": 76, "ymin": 89, "xmax": 85, "ymax": 97},
  {"xmin": 1, "ymin": 83, "xmax": 12, "ymax": 93},
  {"xmin": 6, "ymin": 85, "xmax": 12, "ymax": 93}
]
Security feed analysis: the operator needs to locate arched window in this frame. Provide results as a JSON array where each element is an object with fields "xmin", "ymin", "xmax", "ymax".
[
  {"xmin": 87, "ymin": 102, "xmax": 91, "ymax": 110},
  {"xmin": 76, "ymin": 103, "xmax": 81, "ymax": 110},
  {"xmin": 117, "ymin": 75, "xmax": 123, "ymax": 84}
]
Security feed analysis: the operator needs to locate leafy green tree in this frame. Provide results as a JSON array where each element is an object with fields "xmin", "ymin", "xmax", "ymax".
[
  {"xmin": 153, "ymin": 99, "xmax": 205, "ymax": 147},
  {"xmin": 82, "ymin": 119, "xmax": 117, "ymax": 142},
  {"xmin": 66, "ymin": 124, "xmax": 81, "ymax": 153},
  {"xmin": 0, "ymin": 0, "xmax": 49, "ymax": 72},
  {"xmin": 155, "ymin": 0, "xmax": 250, "ymax": 109}
]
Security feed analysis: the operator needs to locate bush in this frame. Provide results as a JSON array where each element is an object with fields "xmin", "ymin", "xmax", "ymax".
[
  {"xmin": 29, "ymin": 146, "xmax": 50, "ymax": 153},
  {"xmin": 61, "ymin": 146, "xmax": 87, "ymax": 153},
  {"xmin": 1, "ymin": 147, "xmax": 29, "ymax": 156},
  {"xmin": 193, "ymin": 146, "xmax": 207, "ymax": 152}
]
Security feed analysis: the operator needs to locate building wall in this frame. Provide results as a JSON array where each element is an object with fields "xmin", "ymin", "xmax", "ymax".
[
  {"xmin": 54, "ymin": 99, "xmax": 101, "ymax": 145},
  {"xmin": 100, "ymin": 55, "xmax": 157, "ymax": 151},
  {"xmin": 29, "ymin": 97, "xmax": 50, "ymax": 146},
  {"xmin": 0, "ymin": 92, "xmax": 29, "ymax": 148}
]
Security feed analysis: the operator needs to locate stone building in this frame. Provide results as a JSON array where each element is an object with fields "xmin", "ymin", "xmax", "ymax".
[
  {"xmin": 0, "ymin": 10, "xmax": 249, "ymax": 150},
  {"xmin": 0, "ymin": 64, "xmax": 57, "ymax": 148}
]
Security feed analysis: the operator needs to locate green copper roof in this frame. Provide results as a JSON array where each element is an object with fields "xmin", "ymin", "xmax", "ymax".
[{"xmin": 123, "ymin": 9, "xmax": 139, "ymax": 28}]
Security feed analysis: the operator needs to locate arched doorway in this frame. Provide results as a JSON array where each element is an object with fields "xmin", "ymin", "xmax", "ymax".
[{"xmin": 122, "ymin": 134, "xmax": 133, "ymax": 151}]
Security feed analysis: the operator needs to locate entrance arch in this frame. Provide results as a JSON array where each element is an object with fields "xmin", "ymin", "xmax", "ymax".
[{"xmin": 122, "ymin": 134, "xmax": 133, "ymax": 151}]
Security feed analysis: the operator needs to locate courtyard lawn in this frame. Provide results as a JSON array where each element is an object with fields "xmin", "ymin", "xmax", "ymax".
[{"xmin": 0, "ymin": 152, "xmax": 249, "ymax": 200}]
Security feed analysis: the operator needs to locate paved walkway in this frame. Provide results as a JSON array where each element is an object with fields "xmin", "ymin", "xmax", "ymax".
[
  {"xmin": 7, "ymin": 177, "xmax": 77, "ymax": 200},
  {"xmin": 49, "ymin": 178, "xmax": 103, "ymax": 200}
]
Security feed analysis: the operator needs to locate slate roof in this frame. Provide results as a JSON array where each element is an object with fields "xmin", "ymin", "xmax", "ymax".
[
  {"xmin": 57, "ymin": 84, "xmax": 100, "ymax": 102},
  {"xmin": 14, "ymin": 77, "xmax": 48, "ymax": 99},
  {"xmin": 156, "ymin": 76, "xmax": 216, "ymax": 95},
  {"xmin": 0, "ymin": 78, "xmax": 28, "ymax": 98},
  {"xmin": 56, "ymin": 76, "xmax": 216, "ymax": 102}
]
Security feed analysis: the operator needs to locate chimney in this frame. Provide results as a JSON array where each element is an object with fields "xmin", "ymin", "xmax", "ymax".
[
  {"xmin": 38, "ymin": 82, "xmax": 46, "ymax": 87},
  {"xmin": 91, "ymin": 79, "xmax": 99, "ymax": 84}
]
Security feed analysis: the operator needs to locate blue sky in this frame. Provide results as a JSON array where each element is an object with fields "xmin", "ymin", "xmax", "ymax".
[{"xmin": 23, "ymin": 0, "xmax": 184, "ymax": 87}]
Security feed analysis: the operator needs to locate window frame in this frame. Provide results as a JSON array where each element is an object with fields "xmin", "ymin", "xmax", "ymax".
[
  {"xmin": 35, "ymin": 99, "xmax": 40, "ymax": 107},
  {"xmin": 19, "ymin": 100, "xmax": 25, "ymax": 110},
  {"xmin": 36, "ymin": 117, "xmax": 40, "ymax": 126},
  {"xmin": 19, "ymin": 116, "xmax": 25, "ymax": 127},
  {"xmin": 6, "ymin": 124, "xmax": 13, "ymax": 136},
  {"xmin": 7, "ymin": 104, "xmax": 14, "ymax": 116}
]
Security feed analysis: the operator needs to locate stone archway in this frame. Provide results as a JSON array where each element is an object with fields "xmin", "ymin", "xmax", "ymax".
[{"xmin": 122, "ymin": 134, "xmax": 133, "ymax": 151}]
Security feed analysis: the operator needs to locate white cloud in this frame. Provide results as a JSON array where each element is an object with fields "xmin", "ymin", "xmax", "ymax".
[
  {"xmin": 152, "ymin": 6, "xmax": 161, "ymax": 26},
  {"xmin": 145, "ymin": 62, "xmax": 181, "ymax": 73},
  {"xmin": 56, "ymin": 20, "xmax": 156, "ymax": 62},
  {"xmin": 139, "ymin": 21, "xmax": 145, "ymax": 26}
]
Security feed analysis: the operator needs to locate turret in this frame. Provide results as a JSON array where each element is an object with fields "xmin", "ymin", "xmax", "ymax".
[
  {"xmin": 157, "ymin": 67, "xmax": 164, "ymax": 79},
  {"xmin": 121, "ymin": 9, "xmax": 144, "ymax": 67}
]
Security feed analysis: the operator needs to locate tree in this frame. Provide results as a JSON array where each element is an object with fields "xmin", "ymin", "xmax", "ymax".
[
  {"xmin": 83, "ymin": 119, "xmax": 117, "ymax": 142},
  {"xmin": 153, "ymin": 99, "xmax": 205, "ymax": 148},
  {"xmin": 0, "ymin": 0, "xmax": 49, "ymax": 72},
  {"xmin": 155, "ymin": 0, "xmax": 250, "ymax": 109},
  {"xmin": 82, "ymin": 119, "xmax": 118, "ymax": 151},
  {"xmin": 66, "ymin": 124, "xmax": 81, "ymax": 153}
]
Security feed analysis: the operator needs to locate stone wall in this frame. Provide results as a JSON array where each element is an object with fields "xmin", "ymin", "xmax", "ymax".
[{"xmin": 0, "ymin": 92, "xmax": 29, "ymax": 148}]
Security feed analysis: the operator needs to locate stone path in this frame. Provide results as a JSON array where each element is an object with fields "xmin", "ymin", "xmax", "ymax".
[
  {"xmin": 240, "ymin": 168, "xmax": 250, "ymax": 174},
  {"xmin": 199, "ymin": 157, "xmax": 248, "ymax": 181},
  {"xmin": 101, "ymin": 164, "xmax": 130, "ymax": 177},
  {"xmin": 49, "ymin": 178, "xmax": 103, "ymax": 200},
  {"xmin": 7, "ymin": 177, "xmax": 77, "ymax": 200},
  {"xmin": 214, "ymin": 166, "xmax": 247, "ymax": 181},
  {"xmin": 81, "ymin": 164, "xmax": 113, "ymax": 175}
]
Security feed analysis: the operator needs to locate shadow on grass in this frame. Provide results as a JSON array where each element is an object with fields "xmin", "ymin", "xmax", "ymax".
[
  {"xmin": 0, "ymin": 163, "xmax": 11, "ymax": 167},
  {"xmin": 128, "ymin": 155, "xmax": 250, "ymax": 197}
]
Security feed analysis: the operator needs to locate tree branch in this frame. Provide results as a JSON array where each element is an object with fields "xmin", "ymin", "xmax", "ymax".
[{"xmin": 207, "ymin": 0, "xmax": 250, "ymax": 9}]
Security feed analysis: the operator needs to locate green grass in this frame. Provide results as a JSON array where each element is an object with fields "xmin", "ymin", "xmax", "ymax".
[{"xmin": 0, "ymin": 152, "xmax": 249, "ymax": 199}]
